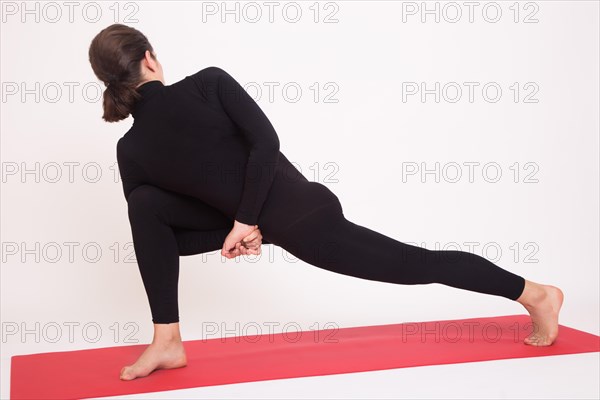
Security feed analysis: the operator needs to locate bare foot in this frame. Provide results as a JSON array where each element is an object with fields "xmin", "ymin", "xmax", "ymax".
[
  {"xmin": 120, "ymin": 339, "xmax": 187, "ymax": 380},
  {"xmin": 517, "ymin": 281, "xmax": 564, "ymax": 346}
]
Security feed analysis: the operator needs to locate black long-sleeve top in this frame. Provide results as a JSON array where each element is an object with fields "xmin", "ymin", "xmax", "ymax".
[{"xmin": 116, "ymin": 66, "xmax": 282, "ymax": 226}]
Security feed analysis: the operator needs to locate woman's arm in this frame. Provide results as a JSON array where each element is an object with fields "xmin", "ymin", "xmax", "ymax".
[
  {"xmin": 116, "ymin": 138, "xmax": 145, "ymax": 201},
  {"xmin": 195, "ymin": 66, "xmax": 281, "ymax": 226}
]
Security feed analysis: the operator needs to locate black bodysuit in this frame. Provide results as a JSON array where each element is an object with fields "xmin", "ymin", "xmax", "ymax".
[{"xmin": 117, "ymin": 66, "xmax": 526, "ymax": 324}]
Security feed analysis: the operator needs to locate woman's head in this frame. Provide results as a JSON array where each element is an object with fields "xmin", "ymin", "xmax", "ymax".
[{"xmin": 88, "ymin": 23, "xmax": 164, "ymax": 122}]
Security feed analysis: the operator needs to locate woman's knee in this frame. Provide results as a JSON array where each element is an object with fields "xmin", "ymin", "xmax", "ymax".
[{"xmin": 127, "ymin": 184, "xmax": 169, "ymax": 222}]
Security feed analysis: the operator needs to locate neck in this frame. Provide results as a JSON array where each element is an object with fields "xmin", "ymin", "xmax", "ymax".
[{"xmin": 131, "ymin": 80, "xmax": 165, "ymax": 119}]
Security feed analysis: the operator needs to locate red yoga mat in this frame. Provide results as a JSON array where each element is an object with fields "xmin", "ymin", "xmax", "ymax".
[{"xmin": 10, "ymin": 314, "xmax": 600, "ymax": 399}]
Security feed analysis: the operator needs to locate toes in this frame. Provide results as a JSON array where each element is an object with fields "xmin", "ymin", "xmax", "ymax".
[
  {"xmin": 524, "ymin": 335, "xmax": 540, "ymax": 345},
  {"xmin": 121, "ymin": 372, "xmax": 134, "ymax": 381},
  {"xmin": 120, "ymin": 366, "xmax": 135, "ymax": 380},
  {"xmin": 524, "ymin": 334, "xmax": 553, "ymax": 346}
]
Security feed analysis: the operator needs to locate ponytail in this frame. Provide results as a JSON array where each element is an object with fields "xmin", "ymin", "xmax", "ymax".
[{"xmin": 102, "ymin": 82, "xmax": 141, "ymax": 123}]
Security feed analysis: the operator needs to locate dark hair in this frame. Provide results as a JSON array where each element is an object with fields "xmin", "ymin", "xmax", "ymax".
[{"xmin": 88, "ymin": 23, "xmax": 156, "ymax": 122}]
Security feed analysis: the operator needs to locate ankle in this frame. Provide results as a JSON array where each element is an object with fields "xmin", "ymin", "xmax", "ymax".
[
  {"xmin": 152, "ymin": 322, "xmax": 182, "ymax": 345},
  {"xmin": 517, "ymin": 280, "xmax": 547, "ymax": 307},
  {"xmin": 151, "ymin": 336, "xmax": 183, "ymax": 347}
]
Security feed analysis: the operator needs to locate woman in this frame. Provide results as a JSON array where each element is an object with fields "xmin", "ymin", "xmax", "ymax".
[{"xmin": 88, "ymin": 24, "xmax": 564, "ymax": 381}]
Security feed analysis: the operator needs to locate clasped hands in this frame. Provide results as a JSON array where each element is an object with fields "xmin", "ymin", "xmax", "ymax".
[{"xmin": 221, "ymin": 220, "xmax": 264, "ymax": 259}]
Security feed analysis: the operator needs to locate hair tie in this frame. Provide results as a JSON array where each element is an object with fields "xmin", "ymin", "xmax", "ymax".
[{"xmin": 106, "ymin": 73, "xmax": 121, "ymax": 87}]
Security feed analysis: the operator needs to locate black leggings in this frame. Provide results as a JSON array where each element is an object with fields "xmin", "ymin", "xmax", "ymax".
[{"xmin": 127, "ymin": 184, "xmax": 526, "ymax": 324}]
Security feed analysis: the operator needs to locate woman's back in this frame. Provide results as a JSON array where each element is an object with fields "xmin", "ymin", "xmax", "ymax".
[{"xmin": 116, "ymin": 66, "xmax": 339, "ymax": 237}]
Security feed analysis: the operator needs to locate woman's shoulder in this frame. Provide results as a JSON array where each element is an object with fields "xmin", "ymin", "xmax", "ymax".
[
  {"xmin": 187, "ymin": 66, "xmax": 240, "ymax": 90},
  {"xmin": 116, "ymin": 133, "xmax": 132, "ymax": 159},
  {"xmin": 190, "ymin": 65, "xmax": 227, "ymax": 79},
  {"xmin": 116, "ymin": 136, "xmax": 125, "ymax": 159}
]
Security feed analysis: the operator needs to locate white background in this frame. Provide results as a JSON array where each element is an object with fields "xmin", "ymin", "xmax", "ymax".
[{"xmin": 1, "ymin": 1, "xmax": 598, "ymax": 398}]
